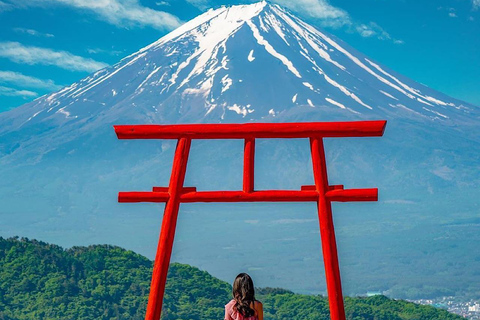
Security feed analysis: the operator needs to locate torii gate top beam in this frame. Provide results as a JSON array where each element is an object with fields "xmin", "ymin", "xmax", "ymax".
[{"xmin": 114, "ymin": 120, "xmax": 386, "ymax": 140}]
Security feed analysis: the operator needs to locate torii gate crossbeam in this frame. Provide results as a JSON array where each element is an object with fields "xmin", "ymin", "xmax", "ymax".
[{"xmin": 114, "ymin": 120, "xmax": 387, "ymax": 320}]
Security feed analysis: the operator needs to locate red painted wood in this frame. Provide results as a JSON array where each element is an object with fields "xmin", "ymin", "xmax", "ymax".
[
  {"xmin": 114, "ymin": 121, "xmax": 386, "ymax": 140},
  {"xmin": 119, "ymin": 188, "xmax": 377, "ymax": 203},
  {"xmin": 243, "ymin": 138, "xmax": 255, "ymax": 193},
  {"xmin": 301, "ymin": 185, "xmax": 344, "ymax": 191},
  {"xmin": 310, "ymin": 137, "xmax": 346, "ymax": 320},
  {"xmin": 152, "ymin": 186, "xmax": 197, "ymax": 193},
  {"xmin": 120, "ymin": 190, "xmax": 318, "ymax": 203},
  {"xmin": 152, "ymin": 187, "xmax": 169, "ymax": 192},
  {"xmin": 145, "ymin": 138, "xmax": 191, "ymax": 320},
  {"xmin": 180, "ymin": 190, "xmax": 318, "ymax": 202},
  {"xmin": 325, "ymin": 188, "xmax": 377, "ymax": 202},
  {"xmin": 329, "ymin": 185, "xmax": 345, "ymax": 191},
  {"xmin": 119, "ymin": 191, "xmax": 170, "ymax": 203}
]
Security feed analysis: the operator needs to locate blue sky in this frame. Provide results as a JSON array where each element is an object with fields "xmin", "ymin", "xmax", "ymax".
[{"xmin": 0, "ymin": 0, "xmax": 478, "ymax": 113}]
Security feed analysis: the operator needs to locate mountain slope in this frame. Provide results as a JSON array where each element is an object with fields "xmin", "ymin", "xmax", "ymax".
[
  {"xmin": 0, "ymin": 237, "xmax": 464, "ymax": 320},
  {"xmin": 0, "ymin": 2, "xmax": 479, "ymax": 299}
]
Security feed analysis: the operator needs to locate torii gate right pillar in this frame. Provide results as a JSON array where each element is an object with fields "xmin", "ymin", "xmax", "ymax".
[{"xmin": 311, "ymin": 137, "xmax": 346, "ymax": 320}]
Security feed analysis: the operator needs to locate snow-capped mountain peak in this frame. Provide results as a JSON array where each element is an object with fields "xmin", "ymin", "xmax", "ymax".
[{"xmin": 3, "ymin": 1, "xmax": 477, "ymax": 133}]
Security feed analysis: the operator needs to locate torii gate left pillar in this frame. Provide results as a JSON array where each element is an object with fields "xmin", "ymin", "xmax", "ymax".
[{"xmin": 114, "ymin": 120, "xmax": 387, "ymax": 320}]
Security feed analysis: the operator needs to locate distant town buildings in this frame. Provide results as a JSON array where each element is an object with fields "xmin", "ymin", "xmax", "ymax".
[
  {"xmin": 410, "ymin": 297, "xmax": 480, "ymax": 320},
  {"xmin": 468, "ymin": 303, "xmax": 480, "ymax": 313}
]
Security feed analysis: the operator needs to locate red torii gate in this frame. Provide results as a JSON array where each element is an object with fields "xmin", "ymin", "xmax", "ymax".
[{"xmin": 114, "ymin": 120, "xmax": 387, "ymax": 320}]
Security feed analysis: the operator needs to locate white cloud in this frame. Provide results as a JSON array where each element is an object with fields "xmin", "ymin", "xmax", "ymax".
[
  {"xmin": 156, "ymin": 1, "xmax": 170, "ymax": 6},
  {"xmin": 383, "ymin": 199, "xmax": 416, "ymax": 204},
  {"xmin": 272, "ymin": 0, "xmax": 401, "ymax": 43},
  {"xmin": 271, "ymin": 218, "xmax": 316, "ymax": 224},
  {"xmin": 355, "ymin": 22, "xmax": 392, "ymax": 40},
  {"xmin": 0, "ymin": 86, "xmax": 38, "ymax": 98},
  {"xmin": 432, "ymin": 166, "xmax": 455, "ymax": 181},
  {"xmin": 0, "ymin": 42, "xmax": 108, "ymax": 72},
  {"xmin": 449, "ymin": 12, "xmax": 458, "ymax": 17},
  {"xmin": 13, "ymin": 28, "xmax": 55, "ymax": 38},
  {"xmin": 473, "ymin": 0, "xmax": 480, "ymax": 10},
  {"xmin": 185, "ymin": 0, "xmax": 210, "ymax": 10},
  {"xmin": 356, "ymin": 24, "xmax": 377, "ymax": 38},
  {"xmin": 86, "ymin": 47, "xmax": 124, "ymax": 56},
  {"xmin": 273, "ymin": 0, "xmax": 348, "ymax": 25},
  {"xmin": 8, "ymin": 0, "xmax": 182, "ymax": 30},
  {"xmin": 0, "ymin": 71, "xmax": 62, "ymax": 90},
  {"xmin": 0, "ymin": 0, "xmax": 12, "ymax": 11}
]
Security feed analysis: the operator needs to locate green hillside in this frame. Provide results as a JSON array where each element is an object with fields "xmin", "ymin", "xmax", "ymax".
[{"xmin": 0, "ymin": 237, "xmax": 463, "ymax": 320}]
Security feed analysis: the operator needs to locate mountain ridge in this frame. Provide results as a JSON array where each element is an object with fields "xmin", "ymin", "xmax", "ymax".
[{"xmin": 0, "ymin": 236, "xmax": 464, "ymax": 320}]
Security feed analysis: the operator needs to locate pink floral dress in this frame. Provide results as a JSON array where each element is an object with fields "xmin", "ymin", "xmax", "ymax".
[{"xmin": 224, "ymin": 299, "xmax": 258, "ymax": 320}]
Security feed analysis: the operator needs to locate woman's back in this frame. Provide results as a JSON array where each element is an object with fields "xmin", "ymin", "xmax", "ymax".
[
  {"xmin": 226, "ymin": 273, "xmax": 263, "ymax": 320},
  {"xmin": 224, "ymin": 299, "xmax": 259, "ymax": 320}
]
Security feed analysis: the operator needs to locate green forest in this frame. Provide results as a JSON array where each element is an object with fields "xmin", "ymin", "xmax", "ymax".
[{"xmin": 0, "ymin": 237, "xmax": 463, "ymax": 320}]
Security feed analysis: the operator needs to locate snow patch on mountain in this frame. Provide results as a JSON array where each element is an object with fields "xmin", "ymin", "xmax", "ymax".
[
  {"xmin": 326, "ymin": 97, "xmax": 346, "ymax": 109},
  {"xmin": 246, "ymin": 19, "xmax": 301, "ymax": 78},
  {"xmin": 248, "ymin": 49, "xmax": 255, "ymax": 62}
]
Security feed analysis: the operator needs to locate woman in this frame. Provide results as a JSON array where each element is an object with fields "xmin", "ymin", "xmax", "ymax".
[{"xmin": 225, "ymin": 273, "xmax": 263, "ymax": 320}]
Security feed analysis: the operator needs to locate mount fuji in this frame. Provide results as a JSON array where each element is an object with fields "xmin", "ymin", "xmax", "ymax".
[{"xmin": 1, "ymin": 2, "xmax": 479, "ymax": 299}]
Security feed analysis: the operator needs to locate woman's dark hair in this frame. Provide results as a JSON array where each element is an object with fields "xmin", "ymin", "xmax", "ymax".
[{"xmin": 232, "ymin": 273, "xmax": 256, "ymax": 317}]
